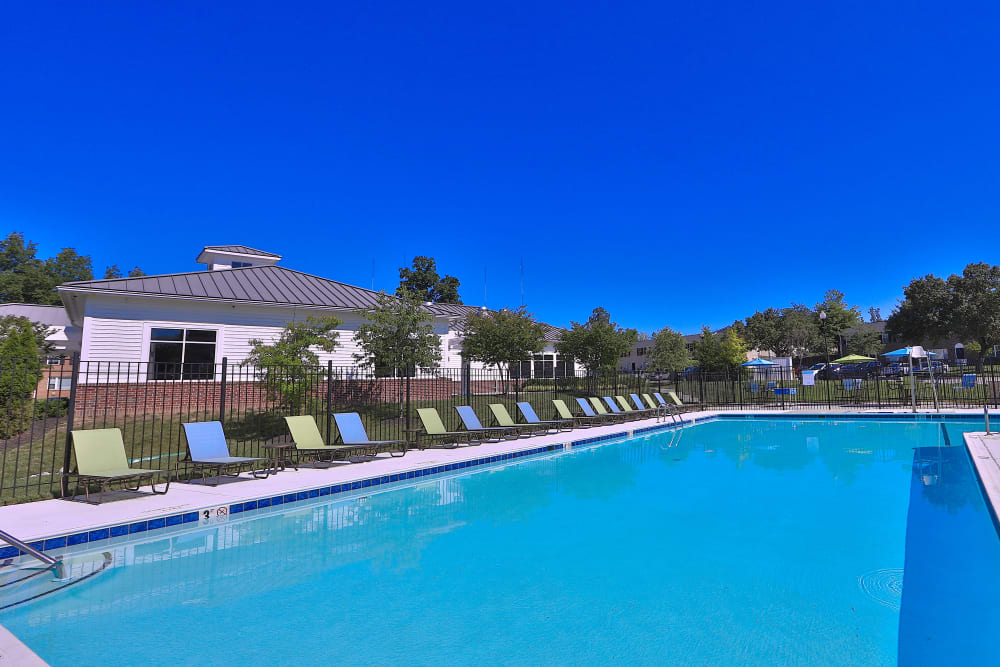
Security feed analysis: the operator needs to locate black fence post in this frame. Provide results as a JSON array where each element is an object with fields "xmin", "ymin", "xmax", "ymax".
[
  {"xmin": 326, "ymin": 361, "xmax": 333, "ymax": 445},
  {"xmin": 60, "ymin": 352, "xmax": 82, "ymax": 497},
  {"xmin": 218, "ymin": 357, "xmax": 228, "ymax": 423},
  {"xmin": 405, "ymin": 373, "xmax": 411, "ymax": 437}
]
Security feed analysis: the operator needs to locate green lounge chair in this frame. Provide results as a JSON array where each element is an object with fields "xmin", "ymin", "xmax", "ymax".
[
  {"xmin": 603, "ymin": 396, "xmax": 638, "ymax": 421},
  {"xmin": 575, "ymin": 398, "xmax": 617, "ymax": 424},
  {"xmin": 488, "ymin": 403, "xmax": 546, "ymax": 436},
  {"xmin": 415, "ymin": 408, "xmax": 478, "ymax": 448},
  {"xmin": 623, "ymin": 394, "xmax": 658, "ymax": 418},
  {"xmin": 67, "ymin": 428, "xmax": 171, "ymax": 504},
  {"xmin": 180, "ymin": 421, "xmax": 269, "ymax": 485},
  {"xmin": 516, "ymin": 401, "xmax": 573, "ymax": 432},
  {"xmin": 284, "ymin": 415, "xmax": 375, "ymax": 465},
  {"xmin": 589, "ymin": 397, "xmax": 628, "ymax": 423},
  {"xmin": 658, "ymin": 391, "xmax": 699, "ymax": 412},
  {"xmin": 553, "ymin": 399, "xmax": 601, "ymax": 427}
]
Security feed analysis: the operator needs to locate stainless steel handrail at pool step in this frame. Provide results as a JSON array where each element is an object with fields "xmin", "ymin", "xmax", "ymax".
[{"xmin": 0, "ymin": 528, "xmax": 64, "ymax": 579}]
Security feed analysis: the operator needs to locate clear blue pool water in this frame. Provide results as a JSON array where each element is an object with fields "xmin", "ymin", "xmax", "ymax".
[{"xmin": 3, "ymin": 417, "xmax": 999, "ymax": 666}]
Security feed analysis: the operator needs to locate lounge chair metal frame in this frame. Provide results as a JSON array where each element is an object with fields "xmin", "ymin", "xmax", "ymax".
[
  {"xmin": 65, "ymin": 428, "xmax": 171, "ymax": 505},
  {"xmin": 415, "ymin": 408, "xmax": 480, "ymax": 449},
  {"xmin": 178, "ymin": 421, "xmax": 270, "ymax": 486}
]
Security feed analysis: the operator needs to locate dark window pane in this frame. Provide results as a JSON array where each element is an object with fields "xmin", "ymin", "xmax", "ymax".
[
  {"xmin": 182, "ymin": 343, "xmax": 216, "ymax": 380},
  {"xmin": 185, "ymin": 329, "xmax": 217, "ymax": 342},
  {"xmin": 151, "ymin": 328, "xmax": 184, "ymax": 341},
  {"xmin": 149, "ymin": 342, "xmax": 183, "ymax": 380}
]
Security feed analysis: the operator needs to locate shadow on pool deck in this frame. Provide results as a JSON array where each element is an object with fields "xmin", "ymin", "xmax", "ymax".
[{"xmin": 897, "ymin": 445, "xmax": 1000, "ymax": 665}]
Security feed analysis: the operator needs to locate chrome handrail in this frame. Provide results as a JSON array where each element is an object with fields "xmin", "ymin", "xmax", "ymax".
[{"xmin": 0, "ymin": 528, "xmax": 64, "ymax": 578}]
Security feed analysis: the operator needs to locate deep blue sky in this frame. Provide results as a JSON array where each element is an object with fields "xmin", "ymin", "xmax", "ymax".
[{"xmin": 3, "ymin": 2, "xmax": 998, "ymax": 333}]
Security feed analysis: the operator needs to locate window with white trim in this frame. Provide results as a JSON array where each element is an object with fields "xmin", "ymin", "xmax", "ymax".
[
  {"xmin": 48, "ymin": 377, "xmax": 72, "ymax": 391},
  {"xmin": 148, "ymin": 328, "xmax": 217, "ymax": 380}
]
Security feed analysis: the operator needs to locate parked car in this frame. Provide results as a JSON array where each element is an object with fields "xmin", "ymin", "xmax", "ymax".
[
  {"xmin": 884, "ymin": 362, "xmax": 907, "ymax": 376},
  {"xmin": 804, "ymin": 362, "xmax": 841, "ymax": 380},
  {"xmin": 839, "ymin": 361, "xmax": 883, "ymax": 378},
  {"xmin": 679, "ymin": 366, "xmax": 699, "ymax": 379},
  {"xmin": 913, "ymin": 360, "xmax": 949, "ymax": 375}
]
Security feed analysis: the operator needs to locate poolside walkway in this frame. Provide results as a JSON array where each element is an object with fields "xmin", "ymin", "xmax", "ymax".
[{"xmin": 964, "ymin": 430, "xmax": 1000, "ymax": 522}]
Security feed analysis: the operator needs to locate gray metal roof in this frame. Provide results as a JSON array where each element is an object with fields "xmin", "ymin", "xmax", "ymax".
[
  {"xmin": 0, "ymin": 303, "xmax": 71, "ymax": 326},
  {"xmin": 202, "ymin": 245, "xmax": 281, "ymax": 258},
  {"xmin": 59, "ymin": 266, "xmax": 383, "ymax": 310}
]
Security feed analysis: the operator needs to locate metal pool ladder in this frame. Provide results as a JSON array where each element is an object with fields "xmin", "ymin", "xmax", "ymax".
[{"xmin": 0, "ymin": 528, "xmax": 64, "ymax": 579}]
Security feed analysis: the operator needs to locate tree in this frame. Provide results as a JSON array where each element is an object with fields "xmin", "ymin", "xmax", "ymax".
[
  {"xmin": 886, "ymin": 275, "xmax": 951, "ymax": 346},
  {"xmin": 555, "ymin": 307, "xmax": 636, "ymax": 374},
  {"xmin": 104, "ymin": 265, "xmax": 123, "ymax": 279},
  {"xmin": 0, "ymin": 318, "xmax": 44, "ymax": 437},
  {"xmin": 44, "ymin": 248, "xmax": 93, "ymax": 291},
  {"xmin": 244, "ymin": 315, "xmax": 342, "ymax": 411},
  {"xmin": 718, "ymin": 328, "xmax": 749, "ymax": 372},
  {"xmin": 868, "ymin": 306, "xmax": 883, "ymax": 322},
  {"xmin": 782, "ymin": 304, "xmax": 821, "ymax": 363},
  {"xmin": 744, "ymin": 308, "xmax": 784, "ymax": 355},
  {"xmin": 948, "ymin": 263, "xmax": 1000, "ymax": 370},
  {"xmin": 0, "ymin": 316, "xmax": 55, "ymax": 354},
  {"xmin": 354, "ymin": 291, "xmax": 442, "ymax": 416},
  {"xmin": 650, "ymin": 326, "xmax": 691, "ymax": 373},
  {"xmin": 460, "ymin": 307, "xmax": 546, "ymax": 387},
  {"xmin": 815, "ymin": 290, "xmax": 861, "ymax": 354},
  {"xmin": 0, "ymin": 232, "xmax": 50, "ymax": 304},
  {"xmin": 846, "ymin": 326, "xmax": 884, "ymax": 357},
  {"xmin": 128, "ymin": 267, "xmax": 146, "ymax": 277},
  {"xmin": 887, "ymin": 263, "xmax": 1000, "ymax": 371},
  {"xmin": 396, "ymin": 256, "xmax": 462, "ymax": 304}
]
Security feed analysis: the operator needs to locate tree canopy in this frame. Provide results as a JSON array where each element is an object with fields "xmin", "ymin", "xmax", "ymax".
[
  {"xmin": 0, "ymin": 317, "xmax": 44, "ymax": 437},
  {"xmin": 556, "ymin": 307, "xmax": 636, "ymax": 373},
  {"xmin": 396, "ymin": 256, "xmax": 462, "ymax": 304},
  {"xmin": 888, "ymin": 262, "xmax": 1000, "ymax": 369},
  {"xmin": 0, "ymin": 232, "xmax": 94, "ymax": 305},
  {"xmin": 460, "ymin": 306, "xmax": 546, "ymax": 371},
  {"xmin": 650, "ymin": 326, "xmax": 690, "ymax": 372},
  {"xmin": 692, "ymin": 326, "xmax": 748, "ymax": 372},
  {"xmin": 354, "ymin": 291, "xmax": 442, "ymax": 374}
]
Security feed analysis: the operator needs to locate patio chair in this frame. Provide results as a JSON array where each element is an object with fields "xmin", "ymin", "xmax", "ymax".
[
  {"xmin": 180, "ymin": 421, "xmax": 268, "ymax": 485},
  {"xmin": 517, "ymin": 401, "xmax": 573, "ymax": 432},
  {"xmin": 67, "ymin": 428, "xmax": 171, "ymax": 504},
  {"xmin": 415, "ymin": 408, "xmax": 477, "ymax": 449},
  {"xmin": 332, "ymin": 412, "xmax": 407, "ymax": 457},
  {"xmin": 576, "ymin": 397, "xmax": 618, "ymax": 424},
  {"xmin": 959, "ymin": 374, "xmax": 978, "ymax": 392},
  {"xmin": 455, "ymin": 405, "xmax": 523, "ymax": 440},
  {"xmin": 602, "ymin": 397, "xmax": 637, "ymax": 421},
  {"xmin": 630, "ymin": 394, "xmax": 660, "ymax": 417},
  {"xmin": 658, "ymin": 391, "xmax": 699, "ymax": 412},
  {"xmin": 488, "ymin": 403, "xmax": 547, "ymax": 435},
  {"xmin": 589, "ymin": 397, "xmax": 629, "ymax": 423},
  {"xmin": 614, "ymin": 395, "xmax": 653, "ymax": 419},
  {"xmin": 284, "ymin": 415, "xmax": 377, "ymax": 464},
  {"xmin": 553, "ymin": 399, "xmax": 602, "ymax": 427}
]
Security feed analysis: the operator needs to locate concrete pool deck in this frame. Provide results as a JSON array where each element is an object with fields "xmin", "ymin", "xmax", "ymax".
[{"xmin": 0, "ymin": 407, "xmax": 993, "ymax": 549}]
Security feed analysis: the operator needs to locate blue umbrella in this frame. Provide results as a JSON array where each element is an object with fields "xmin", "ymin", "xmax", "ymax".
[
  {"xmin": 741, "ymin": 358, "xmax": 776, "ymax": 366},
  {"xmin": 882, "ymin": 347, "xmax": 937, "ymax": 358}
]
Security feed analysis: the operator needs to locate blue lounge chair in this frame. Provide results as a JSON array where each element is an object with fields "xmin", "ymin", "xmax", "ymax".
[
  {"xmin": 181, "ymin": 421, "xmax": 269, "ymax": 485},
  {"xmin": 516, "ymin": 401, "xmax": 573, "ymax": 432},
  {"xmin": 629, "ymin": 394, "xmax": 659, "ymax": 417},
  {"xmin": 602, "ymin": 396, "xmax": 636, "ymax": 420},
  {"xmin": 332, "ymin": 412, "xmax": 407, "ymax": 457},
  {"xmin": 575, "ymin": 398, "xmax": 617, "ymax": 424},
  {"xmin": 455, "ymin": 405, "xmax": 523, "ymax": 439}
]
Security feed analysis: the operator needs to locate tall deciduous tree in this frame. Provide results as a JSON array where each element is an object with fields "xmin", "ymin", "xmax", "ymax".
[
  {"xmin": 244, "ymin": 315, "xmax": 342, "ymax": 411},
  {"xmin": 888, "ymin": 263, "xmax": 1000, "ymax": 370},
  {"xmin": 556, "ymin": 307, "xmax": 636, "ymax": 374},
  {"xmin": 650, "ymin": 326, "xmax": 691, "ymax": 373},
  {"xmin": 815, "ymin": 289, "xmax": 862, "ymax": 354},
  {"xmin": 460, "ymin": 307, "xmax": 546, "ymax": 385},
  {"xmin": 846, "ymin": 326, "xmax": 884, "ymax": 357},
  {"xmin": 396, "ymin": 256, "xmax": 462, "ymax": 304},
  {"xmin": 354, "ymin": 291, "xmax": 442, "ymax": 415},
  {"xmin": 693, "ymin": 326, "xmax": 748, "ymax": 372},
  {"xmin": 0, "ymin": 317, "xmax": 44, "ymax": 437},
  {"xmin": 127, "ymin": 267, "xmax": 146, "ymax": 277},
  {"xmin": 104, "ymin": 265, "xmax": 123, "ymax": 279}
]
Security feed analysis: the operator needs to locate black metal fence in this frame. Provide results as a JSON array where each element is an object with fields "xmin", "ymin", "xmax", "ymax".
[
  {"xmin": 2, "ymin": 355, "xmax": 998, "ymax": 505},
  {"xmin": 673, "ymin": 365, "xmax": 1000, "ymax": 411},
  {"xmin": 0, "ymin": 356, "xmax": 650, "ymax": 504}
]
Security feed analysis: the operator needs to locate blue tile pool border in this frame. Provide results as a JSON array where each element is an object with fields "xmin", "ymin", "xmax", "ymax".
[{"xmin": 3, "ymin": 411, "xmax": 988, "ymax": 561}]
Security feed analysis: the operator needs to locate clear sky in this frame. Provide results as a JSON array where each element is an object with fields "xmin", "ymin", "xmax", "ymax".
[{"xmin": 3, "ymin": 2, "xmax": 998, "ymax": 333}]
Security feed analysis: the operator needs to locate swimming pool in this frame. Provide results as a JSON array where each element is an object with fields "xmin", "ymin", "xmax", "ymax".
[{"xmin": 3, "ymin": 416, "xmax": 998, "ymax": 665}]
